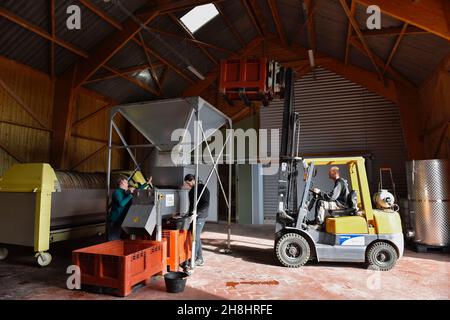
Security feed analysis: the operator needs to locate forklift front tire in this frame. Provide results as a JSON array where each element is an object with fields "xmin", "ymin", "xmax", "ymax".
[
  {"xmin": 275, "ymin": 233, "xmax": 310, "ymax": 268},
  {"xmin": 366, "ymin": 242, "xmax": 398, "ymax": 271}
]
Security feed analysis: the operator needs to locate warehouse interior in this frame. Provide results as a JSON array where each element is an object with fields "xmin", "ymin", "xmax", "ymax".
[{"xmin": 0, "ymin": 0, "xmax": 449, "ymax": 300}]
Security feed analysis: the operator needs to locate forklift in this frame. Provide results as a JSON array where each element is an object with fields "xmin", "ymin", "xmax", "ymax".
[{"xmin": 274, "ymin": 69, "xmax": 404, "ymax": 271}]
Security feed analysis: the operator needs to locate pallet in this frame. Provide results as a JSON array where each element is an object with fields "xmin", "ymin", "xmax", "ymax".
[
  {"xmin": 81, "ymin": 281, "xmax": 147, "ymax": 297},
  {"xmin": 414, "ymin": 243, "xmax": 450, "ymax": 254}
]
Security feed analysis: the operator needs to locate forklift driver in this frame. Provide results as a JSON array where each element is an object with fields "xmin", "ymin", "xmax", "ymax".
[{"xmin": 312, "ymin": 166, "xmax": 349, "ymax": 227}]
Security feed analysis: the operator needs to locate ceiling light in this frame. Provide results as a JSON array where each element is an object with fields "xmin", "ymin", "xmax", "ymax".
[
  {"xmin": 308, "ymin": 49, "xmax": 315, "ymax": 68},
  {"xmin": 187, "ymin": 66, "xmax": 205, "ymax": 80},
  {"xmin": 180, "ymin": 3, "xmax": 219, "ymax": 33},
  {"xmin": 135, "ymin": 69, "xmax": 151, "ymax": 81}
]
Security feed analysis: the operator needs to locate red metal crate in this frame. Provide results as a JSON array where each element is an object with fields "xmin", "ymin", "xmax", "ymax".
[
  {"xmin": 219, "ymin": 58, "xmax": 267, "ymax": 93},
  {"xmin": 162, "ymin": 230, "xmax": 192, "ymax": 271},
  {"xmin": 72, "ymin": 239, "xmax": 167, "ymax": 297}
]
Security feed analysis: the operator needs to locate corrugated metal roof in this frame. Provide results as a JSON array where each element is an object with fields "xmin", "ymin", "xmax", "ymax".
[
  {"xmin": 84, "ymin": 76, "xmax": 154, "ymax": 103},
  {"xmin": 55, "ymin": 45, "xmax": 78, "ymax": 76},
  {"xmin": 315, "ymin": 0, "xmax": 347, "ymax": 60},
  {"xmin": 0, "ymin": 19, "xmax": 49, "ymax": 73},
  {"xmin": 161, "ymin": 69, "xmax": 192, "ymax": 97},
  {"xmin": 85, "ymin": 0, "xmax": 148, "ymax": 23},
  {"xmin": 354, "ymin": 2, "xmax": 402, "ymax": 29},
  {"xmin": 142, "ymin": 27, "xmax": 213, "ymax": 79},
  {"xmin": 2, "ymin": 0, "xmax": 48, "ymax": 29},
  {"xmin": 0, "ymin": 0, "xmax": 150, "ymax": 76},
  {"xmin": 256, "ymin": 0, "xmax": 277, "ymax": 35},
  {"xmin": 366, "ymin": 35, "xmax": 396, "ymax": 62},
  {"xmin": 106, "ymin": 41, "xmax": 147, "ymax": 70},
  {"xmin": 278, "ymin": 0, "xmax": 307, "ymax": 45},
  {"xmin": 1, "ymin": 0, "xmax": 449, "ymax": 104},
  {"xmin": 218, "ymin": 0, "xmax": 258, "ymax": 44},
  {"xmin": 177, "ymin": 6, "xmax": 242, "ymax": 58},
  {"xmin": 55, "ymin": 0, "xmax": 115, "ymax": 52},
  {"xmin": 349, "ymin": 46, "xmax": 377, "ymax": 74},
  {"xmin": 392, "ymin": 33, "xmax": 450, "ymax": 86}
]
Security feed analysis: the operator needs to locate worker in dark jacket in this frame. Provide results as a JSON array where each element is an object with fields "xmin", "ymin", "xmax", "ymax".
[
  {"xmin": 107, "ymin": 176, "xmax": 153, "ymax": 241},
  {"xmin": 313, "ymin": 166, "xmax": 349, "ymax": 225},
  {"xmin": 184, "ymin": 174, "xmax": 209, "ymax": 266}
]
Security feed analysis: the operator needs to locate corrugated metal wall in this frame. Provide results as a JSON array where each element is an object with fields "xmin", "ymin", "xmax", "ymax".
[{"xmin": 260, "ymin": 67, "xmax": 407, "ymax": 221}]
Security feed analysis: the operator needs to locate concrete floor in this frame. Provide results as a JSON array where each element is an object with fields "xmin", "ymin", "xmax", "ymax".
[{"xmin": 0, "ymin": 224, "xmax": 448, "ymax": 300}]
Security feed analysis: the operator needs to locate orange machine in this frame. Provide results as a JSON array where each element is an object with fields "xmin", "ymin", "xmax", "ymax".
[{"xmin": 162, "ymin": 230, "xmax": 192, "ymax": 272}]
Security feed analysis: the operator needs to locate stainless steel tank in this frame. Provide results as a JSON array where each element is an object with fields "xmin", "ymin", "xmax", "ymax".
[{"xmin": 406, "ymin": 159, "xmax": 450, "ymax": 247}]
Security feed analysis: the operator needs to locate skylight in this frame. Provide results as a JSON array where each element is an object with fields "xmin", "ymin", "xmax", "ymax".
[{"xmin": 180, "ymin": 3, "xmax": 219, "ymax": 33}]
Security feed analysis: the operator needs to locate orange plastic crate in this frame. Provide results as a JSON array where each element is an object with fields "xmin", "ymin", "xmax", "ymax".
[
  {"xmin": 72, "ymin": 239, "xmax": 167, "ymax": 297},
  {"xmin": 162, "ymin": 230, "xmax": 192, "ymax": 271}
]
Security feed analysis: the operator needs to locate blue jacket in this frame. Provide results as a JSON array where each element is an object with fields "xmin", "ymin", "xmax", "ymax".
[{"xmin": 109, "ymin": 183, "xmax": 149, "ymax": 222}]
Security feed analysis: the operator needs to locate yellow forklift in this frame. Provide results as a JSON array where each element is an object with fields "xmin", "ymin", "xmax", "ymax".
[{"xmin": 274, "ymin": 69, "xmax": 403, "ymax": 271}]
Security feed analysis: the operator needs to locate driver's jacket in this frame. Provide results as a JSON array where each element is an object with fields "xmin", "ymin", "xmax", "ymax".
[{"xmin": 322, "ymin": 178, "xmax": 349, "ymax": 207}]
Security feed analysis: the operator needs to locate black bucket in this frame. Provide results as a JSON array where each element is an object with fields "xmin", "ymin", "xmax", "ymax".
[{"xmin": 164, "ymin": 272, "xmax": 188, "ymax": 293}]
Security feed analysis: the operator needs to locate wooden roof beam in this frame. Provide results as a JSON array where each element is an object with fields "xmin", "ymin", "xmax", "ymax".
[
  {"xmin": 350, "ymin": 37, "xmax": 414, "ymax": 88},
  {"xmin": 294, "ymin": 0, "xmax": 321, "ymax": 46},
  {"xmin": 49, "ymin": 0, "xmax": 56, "ymax": 79},
  {"xmin": 319, "ymin": 56, "xmax": 398, "ymax": 103},
  {"xmin": 241, "ymin": 0, "xmax": 266, "ymax": 37},
  {"xmin": 0, "ymin": 75, "xmax": 49, "ymax": 129},
  {"xmin": 102, "ymin": 64, "xmax": 159, "ymax": 96},
  {"xmin": 159, "ymin": 65, "xmax": 169, "ymax": 87},
  {"xmin": 354, "ymin": 0, "xmax": 450, "ymax": 41},
  {"xmin": 85, "ymin": 63, "xmax": 162, "ymax": 84},
  {"xmin": 382, "ymin": 22, "xmax": 408, "ymax": 75},
  {"xmin": 267, "ymin": 0, "xmax": 288, "ymax": 47},
  {"xmin": 50, "ymin": 4, "xmax": 161, "ymax": 169},
  {"xmin": 132, "ymin": 37, "xmax": 196, "ymax": 85},
  {"xmin": 145, "ymin": 28, "xmax": 236, "ymax": 55},
  {"xmin": 0, "ymin": 8, "xmax": 89, "ymax": 58},
  {"xmin": 138, "ymin": 32, "xmax": 163, "ymax": 95},
  {"xmin": 339, "ymin": 0, "xmax": 384, "ymax": 81},
  {"xmin": 304, "ymin": 0, "xmax": 317, "ymax": 53},
  {"xmin": 344, "ymin": 0, "xmax": 356, "ymax": 65},
  {"xmin": 359, "ymin": 25, "xmax": 427, "ymax": 37},
  {"xmin": 78, "ymin": 0, "xmax": 123, "ymax": 30},
  {"xmin": 215, "ymin": 2, "xmax": 246, "ymax": 49},
  {"xmin": 168, "ymin": 13, "xmax": 218, "ymax": 65},
  {"xmin": 136, "ymin": 0, "xmax": 226, "ymax": 16}
]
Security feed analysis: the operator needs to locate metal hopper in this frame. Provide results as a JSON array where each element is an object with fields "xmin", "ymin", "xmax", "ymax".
[{"xmin": 107, "ymin": 97, "xmax": 233, "ymax": 269}]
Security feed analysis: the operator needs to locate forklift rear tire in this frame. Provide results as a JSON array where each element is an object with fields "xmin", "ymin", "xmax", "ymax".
[
  {"xmin": 275, "ymin": 233, "xmax": 310, "ymax": 268},
  {"xmin": 366, "ymin": 242, "xmax": 398, "ymax": 271}
]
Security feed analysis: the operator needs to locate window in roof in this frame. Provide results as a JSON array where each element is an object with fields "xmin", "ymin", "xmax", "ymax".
[{"xmin": 180, "ymin": 3, "xmax": 219, "ymax": 33}]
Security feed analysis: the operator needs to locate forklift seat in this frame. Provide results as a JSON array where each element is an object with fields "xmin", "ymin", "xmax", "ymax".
[{"xmin": 328, "ymin": 190, "xmax": 358, "ymax": 217}]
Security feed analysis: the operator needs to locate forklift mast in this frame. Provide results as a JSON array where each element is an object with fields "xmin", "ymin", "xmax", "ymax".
[{"xmin": 276, "ymin": 68, "xmax": 301, "ymax": 230}]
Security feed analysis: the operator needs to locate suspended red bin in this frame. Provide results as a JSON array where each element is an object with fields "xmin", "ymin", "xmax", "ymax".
[{"xmin": 219, "ymin": 58, "xmax": 285, "ymax": 106}]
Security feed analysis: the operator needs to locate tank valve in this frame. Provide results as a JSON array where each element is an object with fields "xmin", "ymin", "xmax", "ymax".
[{"xmin": 405, "ymin": 230, "xmax": 415, "ymax": 239}]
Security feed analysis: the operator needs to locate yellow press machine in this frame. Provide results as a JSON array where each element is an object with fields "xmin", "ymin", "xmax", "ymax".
[{"xmin": 0, "ymin": 163, "xmax": 145, "ymax": 266}]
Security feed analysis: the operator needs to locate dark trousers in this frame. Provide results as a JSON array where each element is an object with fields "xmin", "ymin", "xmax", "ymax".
[
  {"xmin": 107, "ymin": 219, "xmax": 122, "ymax": 241},
  {"xmin": 195, "ymin": 217, "xmax": 207, "ymax": 261}
]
